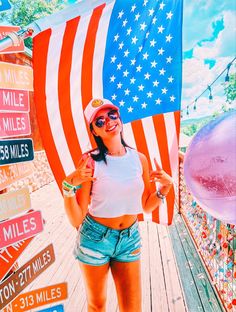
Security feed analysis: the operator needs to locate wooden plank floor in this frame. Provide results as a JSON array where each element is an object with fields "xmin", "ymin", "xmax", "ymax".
[
  {"xmin": 169, "ymin": 214, "xmax": 223, "ymax": 312},
  {"xmin": 16, "ymin": 182, "xmax": 187, "ymax": 312}
]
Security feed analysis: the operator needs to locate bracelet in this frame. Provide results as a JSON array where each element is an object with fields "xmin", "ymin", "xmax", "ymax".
[
  {"xmin": 62, "ymin": 188, "xmax": 76, "ymax": 197},
  {"xmin": 156, "ymin": 190, "xmax": 166, "ymax": 203},
  {"xmin": 62, "ymin": 180, "xmax": 82, "ymax": 191}
]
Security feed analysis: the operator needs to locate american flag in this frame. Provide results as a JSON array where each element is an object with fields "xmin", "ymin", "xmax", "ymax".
[{"xmin": 33, "ymin": 0, "xmax": 182, "ymax": 225}]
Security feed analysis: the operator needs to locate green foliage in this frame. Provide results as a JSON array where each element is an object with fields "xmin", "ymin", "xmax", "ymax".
[
  {"xmin": 0, "ymin": 0, "xmax": 65, "ymax": 49},
  {"xmin": 182, "ymin": 117, "xmax": 211, "ymax": 137},
  {"xmin": 224, "ymin": 72, "xmax": 236, "ymax": 104}
]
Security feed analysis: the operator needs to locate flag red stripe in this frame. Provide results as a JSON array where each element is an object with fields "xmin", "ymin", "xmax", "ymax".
[
  {"xmin": 58, "ymin": 17, "xmax": 82, "ymax": 166},
  {"xmin": 81, "ymin": 4, "xmax": 105, "ymax": 106},
  {"xmin": 81, "ymin": 4, "xmax": 105, "ymax": 149},
  {"xmin": 33, "ymin": 30, "xmax": 65, "ymax": 187},
  {"xmin": 153, "ymin": 114, "xmax": 174, "ymax": 224},
  {"xmin": 153, "ymin": 115, "xmax": 171, "ymax": 175},
  {"xmin": 131, "ymin": 120, "xmax": 157, "ymax": 222}
]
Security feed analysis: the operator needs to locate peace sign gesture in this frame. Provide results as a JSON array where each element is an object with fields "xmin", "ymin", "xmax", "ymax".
[
  {"xmin": 76, "ymin": 154, "xmax": 96, "ymax": 184},
  {"xmin": 150, "ymin": 158, "xmax": 173, "ymax": 186},
  {"xmin": 66, "ymin": 153, "xmax": 96, "ymax": 186}
]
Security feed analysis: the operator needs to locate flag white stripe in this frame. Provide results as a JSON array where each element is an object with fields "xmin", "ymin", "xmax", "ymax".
[
  {"xmin": 142, "ymin": 116, "xmax": 161, "ymax": 169},
  {"xmin": 70, "ymin": 14, "xmax": 92, "ymax": 153},
  {"xmin": 92, "ymin": 1, "xmax": 114, "ymax": 98},
  {"xmin": 123, "ymin": 123, "xmax": 137, "ymax": 148},
  {"xmin": 46, "ymin": 23, "xmax": 75, "ymax": 175}
]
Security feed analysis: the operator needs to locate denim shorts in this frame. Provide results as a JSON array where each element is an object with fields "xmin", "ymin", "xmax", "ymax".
[{"xmin": 73, "ymin": 214, "xmax": 142, "ymax": 266}]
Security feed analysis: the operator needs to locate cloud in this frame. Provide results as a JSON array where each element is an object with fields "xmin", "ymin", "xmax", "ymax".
[
  {"xmin": 192, "ymin": 11, "xmax": 236, "ymax": 60},
  {"xmin": 216, "ymin": 11, "xmax": 236, "ymax": 57},
  {"xmin": 183, "ymin": 1, "xmax": 233, "ymax": 51},
  {"xmin": 182, "ymin": 55, "xmax": 236, "ymax": 119},
  {"xmin": 182, "ymin": 5, "xmax": 236, "ymax": 120},
  {"xmin": 181, "ymin": 95, "xmax": 230, "ymax": 121},
  {"xmin": 182, "ymin": 58, "xmax": 215, "ymax": 95}
]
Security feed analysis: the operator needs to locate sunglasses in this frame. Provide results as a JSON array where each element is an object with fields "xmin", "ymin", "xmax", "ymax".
[{"xmin": 94, "ymin": 110, "xmax": 119, "ymax": 128}]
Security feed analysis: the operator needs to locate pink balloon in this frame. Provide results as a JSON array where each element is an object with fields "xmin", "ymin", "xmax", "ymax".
[{"xmin": 184, "ymin": 111, "xmax": 236, "ymax": 225}]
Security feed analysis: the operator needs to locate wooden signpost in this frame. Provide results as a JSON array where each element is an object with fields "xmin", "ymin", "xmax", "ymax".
[
  {"xmin": 0, "ymin": 244, "xmax": 55, "ymax": 310},
  {"xmin": 0, "ymin": 112, "xmax": 31, "ymax": 138},
  {"xmin": 0, "ymin": 162, "xmax": 33, "ymax": 191},
  {"xmin": 0, "ymin": 88, "xmax": 29, "ymax": 112},
  {"xmin": 37, "ymin": 304, "xmax": 64, "ymax": 312},
  {"xmin": 0, "ymin": 26, "xmax": 24, "ymax": 53},
  {"xmin": 0, "ymin": 62, "xmax": 33, "ymax": 90},
  {"xmin": 0, "ymin": 139, "xmax": 34, "ymax": 165},
  {"xmin": 0, "ymin": 237, "xmax": 34, "ymax": 282},
  {"xmin": 9, "ymin": 283, "xmax": 67, "ymax": 311},
  {"xmin": 0, "ymin": 1, "xmax": 12, "ymax": 13},
  {"xmin": 0, "ymin": 187, "xmax": 31, "ymax": 221},
  {"xmin": 0, "ymin": 210, "xmax": 43, "ymax": 249}
]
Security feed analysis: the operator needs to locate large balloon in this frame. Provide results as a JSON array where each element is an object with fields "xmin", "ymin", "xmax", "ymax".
[{"xmin": 184, "ymin": 111, "xmax": 236, "ymax": 225}]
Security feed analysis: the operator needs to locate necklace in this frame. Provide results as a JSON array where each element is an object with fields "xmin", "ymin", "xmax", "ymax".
[{"xmin": 106, "ymin": 146, "xmax": 126, "ymax": 156}]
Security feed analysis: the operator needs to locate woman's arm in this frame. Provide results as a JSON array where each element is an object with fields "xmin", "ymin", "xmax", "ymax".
[
  {"xmin": 63, "ymin": 181, "xmax": 92, "ymax": 228},
  {"xmin": 63, "ymin": 154, "xmax": 95, "ymax": 228},
  {"xmin": 138, "ymin": 152, "xmax": 173, "ymax": 213}
]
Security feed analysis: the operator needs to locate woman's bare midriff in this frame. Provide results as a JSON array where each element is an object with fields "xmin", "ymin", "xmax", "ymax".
[{"xmin": 87, "ymin": 213, "xmax": 138, "ymax": 230}]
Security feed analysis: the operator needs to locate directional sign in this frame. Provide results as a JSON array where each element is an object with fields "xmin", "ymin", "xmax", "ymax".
[
  {"xmin": 0, "ymin": 236, "xmax": 34, "ymax": 282},
  {"xmin": 0, "ymin": 89, "xmax": 29, "ymax": 112},
  {"xmin": 0, "ymin": 62, "xmax": 33, "ymax": 91},
  {"xmin": 37, "ymin": 304, "xmax": 64, "ymax": 312},
  {"xmin": 0, "ymin": 25, "xmax": 24, "ymax": 53},
  {"xmin": 10, "ymin": 284, "xmax": 67, "ymax": 311},
  {"xmin": 0, "ymin": 210, "xmax": 43, "ymax": 249},
  {"xmin": 0, "ymin": 0, "xmax": 12, "ymax": 12},
  {"xmin": 0, "ymin": 187, "xmax": 31, "ymax": 221},
  {"xmin": 0, "ymin": 162, "xmax": 33, "ymax": 191},
  {"xmin": 0, "ymin": 244, "xmax": 55, "ymax": 310},
  {"xmin": 0, "ymin": 139, "xmax": 34, "ymax": 166},
  {"xmin": 0, "ymin": 112, "xmax": 31, "ymax": 138}
]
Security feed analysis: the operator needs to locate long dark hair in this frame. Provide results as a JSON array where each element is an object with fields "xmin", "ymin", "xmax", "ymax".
[{"xmin": 89, "ymin": 122, "xmax": 132, "ymax": 164}]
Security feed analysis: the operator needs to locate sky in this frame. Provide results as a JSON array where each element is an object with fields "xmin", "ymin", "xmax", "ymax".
[
  {"xmin": 66, "ymin": 0, "xmax": 236, "ymax": 121},
  {"xmin": 181, "ymin": 0, "xmax": 236, "ymax": 120},
  {"xmin": 1, "ymin": 0, "xmax": 235, "ymax": 121}
]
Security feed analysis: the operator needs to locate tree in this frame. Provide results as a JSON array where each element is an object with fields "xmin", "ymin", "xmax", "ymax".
[
  {"xmin": 0, "ymin": 0, "xmax": 65, "ymax": 49},
  {"xmin": 224, "ymin": 72, "xmax": 236, "ymax": 104},
  {"xmin": 182, "ymin": 117, "xmax": 212, "ymax": 137}
]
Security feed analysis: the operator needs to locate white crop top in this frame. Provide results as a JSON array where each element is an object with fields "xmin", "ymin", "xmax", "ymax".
[{"xmin": 89, "ymin": 147, "xmax": 144, "ymax": 218}]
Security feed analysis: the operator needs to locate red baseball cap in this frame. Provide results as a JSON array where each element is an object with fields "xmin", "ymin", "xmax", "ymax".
[{"xmin": 84, "ymin": 98, "xmax": 119, "ymax": 124}]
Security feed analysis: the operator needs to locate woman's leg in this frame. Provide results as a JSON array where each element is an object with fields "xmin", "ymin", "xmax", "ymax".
[
  {"xmin": 79, "ymin": 262, "xmax": 110, "ymax": 312},
  {"xmin": 110, "ymin": 259, "xmax": 142, "ymax": 312}
]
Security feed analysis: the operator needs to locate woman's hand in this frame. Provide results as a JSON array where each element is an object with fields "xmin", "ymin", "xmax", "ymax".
[
  {"xmin": 65, "ymin": 154, "xmax": 96, "ymax": 186},
  {"xmin": 150, "ymin": 158, "xmax": 173, "ymax": 186}
]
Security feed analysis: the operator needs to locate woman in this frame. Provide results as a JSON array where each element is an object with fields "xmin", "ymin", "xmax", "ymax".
[{"xmin": 62, "ymin": 98, "xmax": 173, "ymax": 312}]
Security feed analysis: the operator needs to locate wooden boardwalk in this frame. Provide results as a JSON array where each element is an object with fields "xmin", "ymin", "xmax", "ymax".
[{"xmin": 15, "ymin": 181, "xmax": 220, "ymax": 312}]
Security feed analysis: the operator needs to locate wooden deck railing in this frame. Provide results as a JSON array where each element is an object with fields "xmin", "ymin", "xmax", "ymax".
[{"xmin": 178, "ymin": 152, "xmax": 236, "ymax": 312}]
